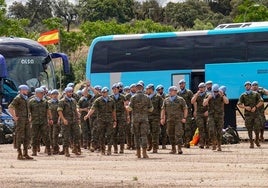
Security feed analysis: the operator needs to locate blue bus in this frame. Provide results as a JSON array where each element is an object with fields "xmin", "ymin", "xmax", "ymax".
[
  {"xmin": 0, "ymin": 37, "xmax": 70, "ymax": 143},
  {"xmin": 85, "ymin": 25, "xmax": 268, "ymax": 127}
]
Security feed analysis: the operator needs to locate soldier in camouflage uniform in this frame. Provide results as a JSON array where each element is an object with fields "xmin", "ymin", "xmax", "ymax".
[
  {"xmin": 58, "ymin": 87, "xmax": 81, "ymax": 157},
  {"xmin": 177, "ymin": 79, "xmax": 194, "ymax": 148},
  {"xmin": 156, "ymin": 84, "xmax": 168, "ymax": 149},
  {"xmin": 48, "ymin": 89, "xmax": 61, "ymax": 154},
  {"xmin": 191, "ymin": 82, "xmax": 209, "ymax": 149},
  {"xmin": 110, "ymin": 83, "xmax": 127, "ymax": 154},
  {"xmin": 125, "ymin": 84, "xmax": 136, "ymax": 150},
  {"xmin": 88, "ymin": 85, "xmax": 102, "ymax": 152},
  {"xmin": 161, "ymin": 86, "xmax": 187, "ymax": 155},
  {"xmin": 238, "ymin": 81, "xmax": 264, "ymax": 148},
  {"xmin": 77, "ymin": 88, "xmax": 92, "ymax": 149},
  {"xmin": 251, "ymin": 81, "xmax": 268, "ymax": 142},
  {"xmin": 29, "ymin": 87, "xmax": 52, "ymax": 156},
  {"xmin": 146, "ymin": 84, "xmax": 163, "ymax": 153},
  {"xmin": 203, "ymin": 84, "xmax": 229, "ymax": 151},
  {"xmin": 84, "ymin": 87, "xmax": 116, "ymax": 155},
  {"xmin": 8, "ymin": 85, "xmax": 33, "ymax": 160},
  {"xmin": 127, "ymin": 83, "xmax": 153, "ymax": 158}
]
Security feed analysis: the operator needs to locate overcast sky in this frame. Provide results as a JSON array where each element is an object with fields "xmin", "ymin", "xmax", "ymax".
[{"xmin": 5, "ymin": 0, "xmax": 184, "ymax": 7}]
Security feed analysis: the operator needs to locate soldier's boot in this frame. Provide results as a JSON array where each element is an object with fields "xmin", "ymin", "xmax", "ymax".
[
  {"xmin": 255, "ymin": 133, "xmax": 261, "ymax": 147},
  {"xmin": 107, "ymin": 145, "xmax": 112, "ymax": 156},
  {"xmin": 217, "ymin": 143, "xmax": 222, "ymax": 151},
  {"xmin": 53, "ymin": 146, "xmax": 59, "ymax": 155},
  {"xmin": 147, "ymin": 137, "xmax": 152, "ymax": 151},
  {"xmin": 260, "ymin": 130, "xmax": 265, "ymax": 142},
  {"xmin": 177, "ymin": 145, "xmax": 183, "ymax": 155},
  {"xmin": 113, "ymin": 145, "xmax": 118, "ymax": 154},
  {"xmin": 184, "ymin": 142, "xmax": 190, "ymax": 148},
  {"xmin": 212, "ymin": 140, "xmax": 217, "ymax": 150},
  {"xmin": 64, "ymin": 147, "xmax": 70, "ymax": 157},
  {"xmin": 119, "ymin": 144, "xmax": 124, "ymax": 154},
  {"xmin": 73, "ymin": 145, "xmax": 79, "ymax": 155},
  {"xmin": 136, "ymin": 148, "xmax": 141, "ymax": 158},
  {"xmin": 142, "ymin": 148, "xmax": 149, "ymax": 158},
  {"xmin": 23, "ymin": 149, "xmax": 33, "ymax": 160},
  {"xmin": 169, "ymin": 145, "xmax": 176, "ymax": 154},
  {"xmin": 88, "ymin": 142, "xmax": 91, "ymax": 150},
  {"xmin": 162, "ymin": 144, "xmax": 167, "ymax": 149},
  {"xmin": 152, "ymin": 144, "xmax": 158, "ymax": 153},
  {"xmin": 249, "ymin": 139, "xmax": 254, "ymax": 148},
  {"xmin": 46, "ymin": 147, "xmax": 52, "ymax": 156},
  {"xmin": 101, "ymin": 145, "xmax": 106, "ymax": 155},
  {"xmin": 83, "ymin": 141, "xmax": 87, "ymax": 149},
  {"xmin": 17, "ymin": 148, "xmax": 24, "ymax": 160},
  {"xmin": 59, "ymin": 147, "xmax": 65, "ymax": 155},
  {"xmin": 77, "ymin": 143, "xmax": 82, "ymax": 155},
  {"xmin": 37, "ymin": 144, "xmax": 40, "ymax": 153},
  {"xmin": 32, "ymin": 147, "xmax": 37, "ymax": 156}
]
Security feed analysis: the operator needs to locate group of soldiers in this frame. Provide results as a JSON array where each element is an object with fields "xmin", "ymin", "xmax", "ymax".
[{"xmin": 7, "ymin": 78, "xmax": 266, "ymax": 160}]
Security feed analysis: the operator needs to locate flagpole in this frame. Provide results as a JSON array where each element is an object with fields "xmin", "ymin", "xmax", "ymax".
[{"xmin": 58, "ymin": 28, "xmax": 62, "ymax": 92}]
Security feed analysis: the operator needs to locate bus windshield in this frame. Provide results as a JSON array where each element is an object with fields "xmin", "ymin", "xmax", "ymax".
[{"xmin": 5, "ymin": 56, "xmax": 55, "ymax": 91}]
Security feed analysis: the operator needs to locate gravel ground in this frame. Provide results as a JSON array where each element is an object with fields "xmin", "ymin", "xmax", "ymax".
[{"xmin": 0, "ymin": 139, "xmax": 267, "ymax": 188}]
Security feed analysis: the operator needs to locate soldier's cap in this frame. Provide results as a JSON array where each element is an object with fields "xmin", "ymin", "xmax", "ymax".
[
  {"xmin": 51, "ymin": 89, "xmax": 59, "ymax": 95},
  {"xmin": 64, "ymin": 87, "xmax": 73, "ymax": 93},
  {"xmin": 156, "ymin": 84, "xmax": 164, "ymax": 91},
  {"xmin": 212, "ymin": 84, "xmax": 219, "ymax": 92},
  {"xmin": 67, "ymin": 82, "xmax": 75, "ymax": 88},
  {"xmin": 168, "ymin": 86, "xmax": 178, "ymax": 92},
  {"xmin": 94, "ymin": 85, "xmax": 102, "ymax": 90},
  {"xmin": 40, "ymin": 85, "xmax": 47, "ymax": 91},
  {"xmin": 112, "ymin": 83, "xmax": 119, "ymax": 89},
  {"xmin": 178, "ymin": 79, "xmax": 186, "ymax": 84},
  {"xmin": 130, "ymin": 84, "xmax": 136, "ymax": 88},
  {"xmin": 219, "ymin": 86, "xmax": 226, "ymax": 93},
  {"xmin": 76, "ymin": 90, "xmax": 82, "ymax": 95},
  {"xmin": 136, "ymin": 82, "xmax": 144, "ymax": 87},
  {"xmin": 244, "ymin": 81, "xmax": 251, "ymax": 86},
  {"xmin": 252, "ymin": 81, "xmax": 258, "ymax": 86},
  {"xmin": 35, "ymin": 87, "xmax": 44, "ymax": 93},
  {"xmin": 205, "ymin": 80, "xmax": 213, "ymax": 85},
  {"xmin": 101, "ymin": 87, "xmax": 109, "ymax": 93},
  {"xmin": 137, "ymin": 80, "xmax": 144, "ymax": 86},
  {"xmin": 18, "ymin": 84, "xmax": 29, "ymax": 91},
  {"xmin": 123, "ymin": 86, "xmax": 130, "ymax": 90},
  {"xmin": 146, "ymin": 84, "xmax": 154, "ymax": 90},
  {"xmin": 117, "ymin": 82, "xmax": 124, "ymax": 87},
  {"xmin": 198, "ymin": 82, "xmax": 206, "ymax": 88}
]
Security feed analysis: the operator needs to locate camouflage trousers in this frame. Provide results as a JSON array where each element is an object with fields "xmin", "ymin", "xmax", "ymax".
[
  {"xmin": 166, "ymin": 119, "xmax": 184, "ymax": 146},
  {"xmin": 148, "ymin": 118, "xmax": 160, "ymax": 147},
  {"xmin": 132, "ymin": 118, "xmax": 149, "ymax": 149},
  {"xmin": 160, "ymin": 124, "xmax": 168, "ymax": 146},
  {"xmin": 98, "ymin": 120, "xmax": 113, "ymax": 151},
  {"xmin": 15, "ymin": 117, "xmax": 31, "ymax": 149},
  {"xmin": 90, "ymin": 117, "xmax": 100, "ymax": 149},
  {"xmin": 183, "ymin": 116, "xmax": 195, "ymax": 145},
  {"xmin": 195, "ymin": 115, "xmax": 208, "ymax": 147},
  {"xmin": 52, "ymin": 123, "xmax": 61, "ymax": 149},
  {"xmin": 62, "ymin": 121, "xmax": 80, "ymax": 148},
  {"xmin": 113, "ymin": 117, "xmax": 126, "ymax": 146},
  {"xmin": 245, "ymin": 114, "xmax": 261, "ymax": 139},
  {"xmin": 31, "ymin": 123, "xmax": 50, "ymax": 148},
  {"xmin": 81, "ymin": 117, "xmax": 91, "ymax": 146},
  {"xmin": 208, "ymin": 114, "xmax": 224, "ymax": 145}
]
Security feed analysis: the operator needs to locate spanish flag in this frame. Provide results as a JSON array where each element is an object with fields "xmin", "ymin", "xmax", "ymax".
[{"xmin": 38, "ymin": 29, "xmax": 59, "ymax": 46}]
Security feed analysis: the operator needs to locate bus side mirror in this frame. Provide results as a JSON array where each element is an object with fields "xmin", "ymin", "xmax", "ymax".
[
  {"xmin": 0, "ymin": 54, "xmax": 8, "ymax": 78},
  {"xmin": 50, "ymin": 53, "xmax": 70, "ymax": 74}
]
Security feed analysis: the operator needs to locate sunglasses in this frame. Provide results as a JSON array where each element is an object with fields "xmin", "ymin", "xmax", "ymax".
[{"xmin": 214, "ymin": 91, "xmax": 219, "ymax": 93}]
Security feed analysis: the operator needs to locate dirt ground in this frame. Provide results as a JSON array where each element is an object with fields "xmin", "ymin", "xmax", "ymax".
[{"xmin": 0, "ymin": 135, "xmax": 268, "ymax": 188}]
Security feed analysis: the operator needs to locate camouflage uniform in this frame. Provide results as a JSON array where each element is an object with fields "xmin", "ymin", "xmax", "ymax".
[
  {"xmin": 147, "ymin": 93, "xmax": 163, "ymax": 153},
  {"xmin": 48, "ymin": 98, "xmax": 60, "ymax": 154},
  {"xmin": 8, "ymin": 94, "xmax": 31, "ymax": 159},
  {"xmin": 128, "ymin": 90, "xmax": 153, "ymax": 158},
  {"xmin": 177, "ymin": 89, "xmax": 194, "ymax": 148},
  {"xmin": 110, "ymin": 93, "xmax": 127, "ymax": 153},
  {"xmin": 162, "ymin": 95, "xmax": 187, "ymax": 153},
  {"xmin": 29, "ymin": 97, "xmax": 50, "ymax": 155},
  {"xmin": 90, "ymin": 95, "xmax": 116, "ymax": 155},
  {"xmin": 125, "ymin": 92, "xmax": 136, "ymax": 149},
  {"xmin": 57, "ymin": 96, "xmax": 80, "ymax": 155},
  {"xmin": 238, "ymin": 90, "xmax": 263, "ymax": 147},
  {"xmin": 206, "ymin": 94, "xmax": 225, "ymax": 151},
  {"xmin": 193, "ymin": 93, "xmax": 208, "ymax": 148},
  {"xmin": 256, "ymin": 89, "xmax": 266, "ymax": 141},
  {"xmin": 89, "ymin": 93, "xmax": 101, "ymax": 151},
  {"xmin": 158, "ymin": 93, "xmax": 168, "ymax": 149},
  {"xmin": 77, "ymin": 95, "xmax": 91, "ymax": 149}
]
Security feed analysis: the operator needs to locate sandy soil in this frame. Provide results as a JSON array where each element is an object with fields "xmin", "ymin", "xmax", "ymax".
[{"xmin": 0, "ymin": 140, "xmax": 267, "ymax": 188}]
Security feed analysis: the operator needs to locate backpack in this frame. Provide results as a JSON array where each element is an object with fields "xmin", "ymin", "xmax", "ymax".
[{"xmin": 222, "ymin": 126, "xmax": 240, "ymax": 144}]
